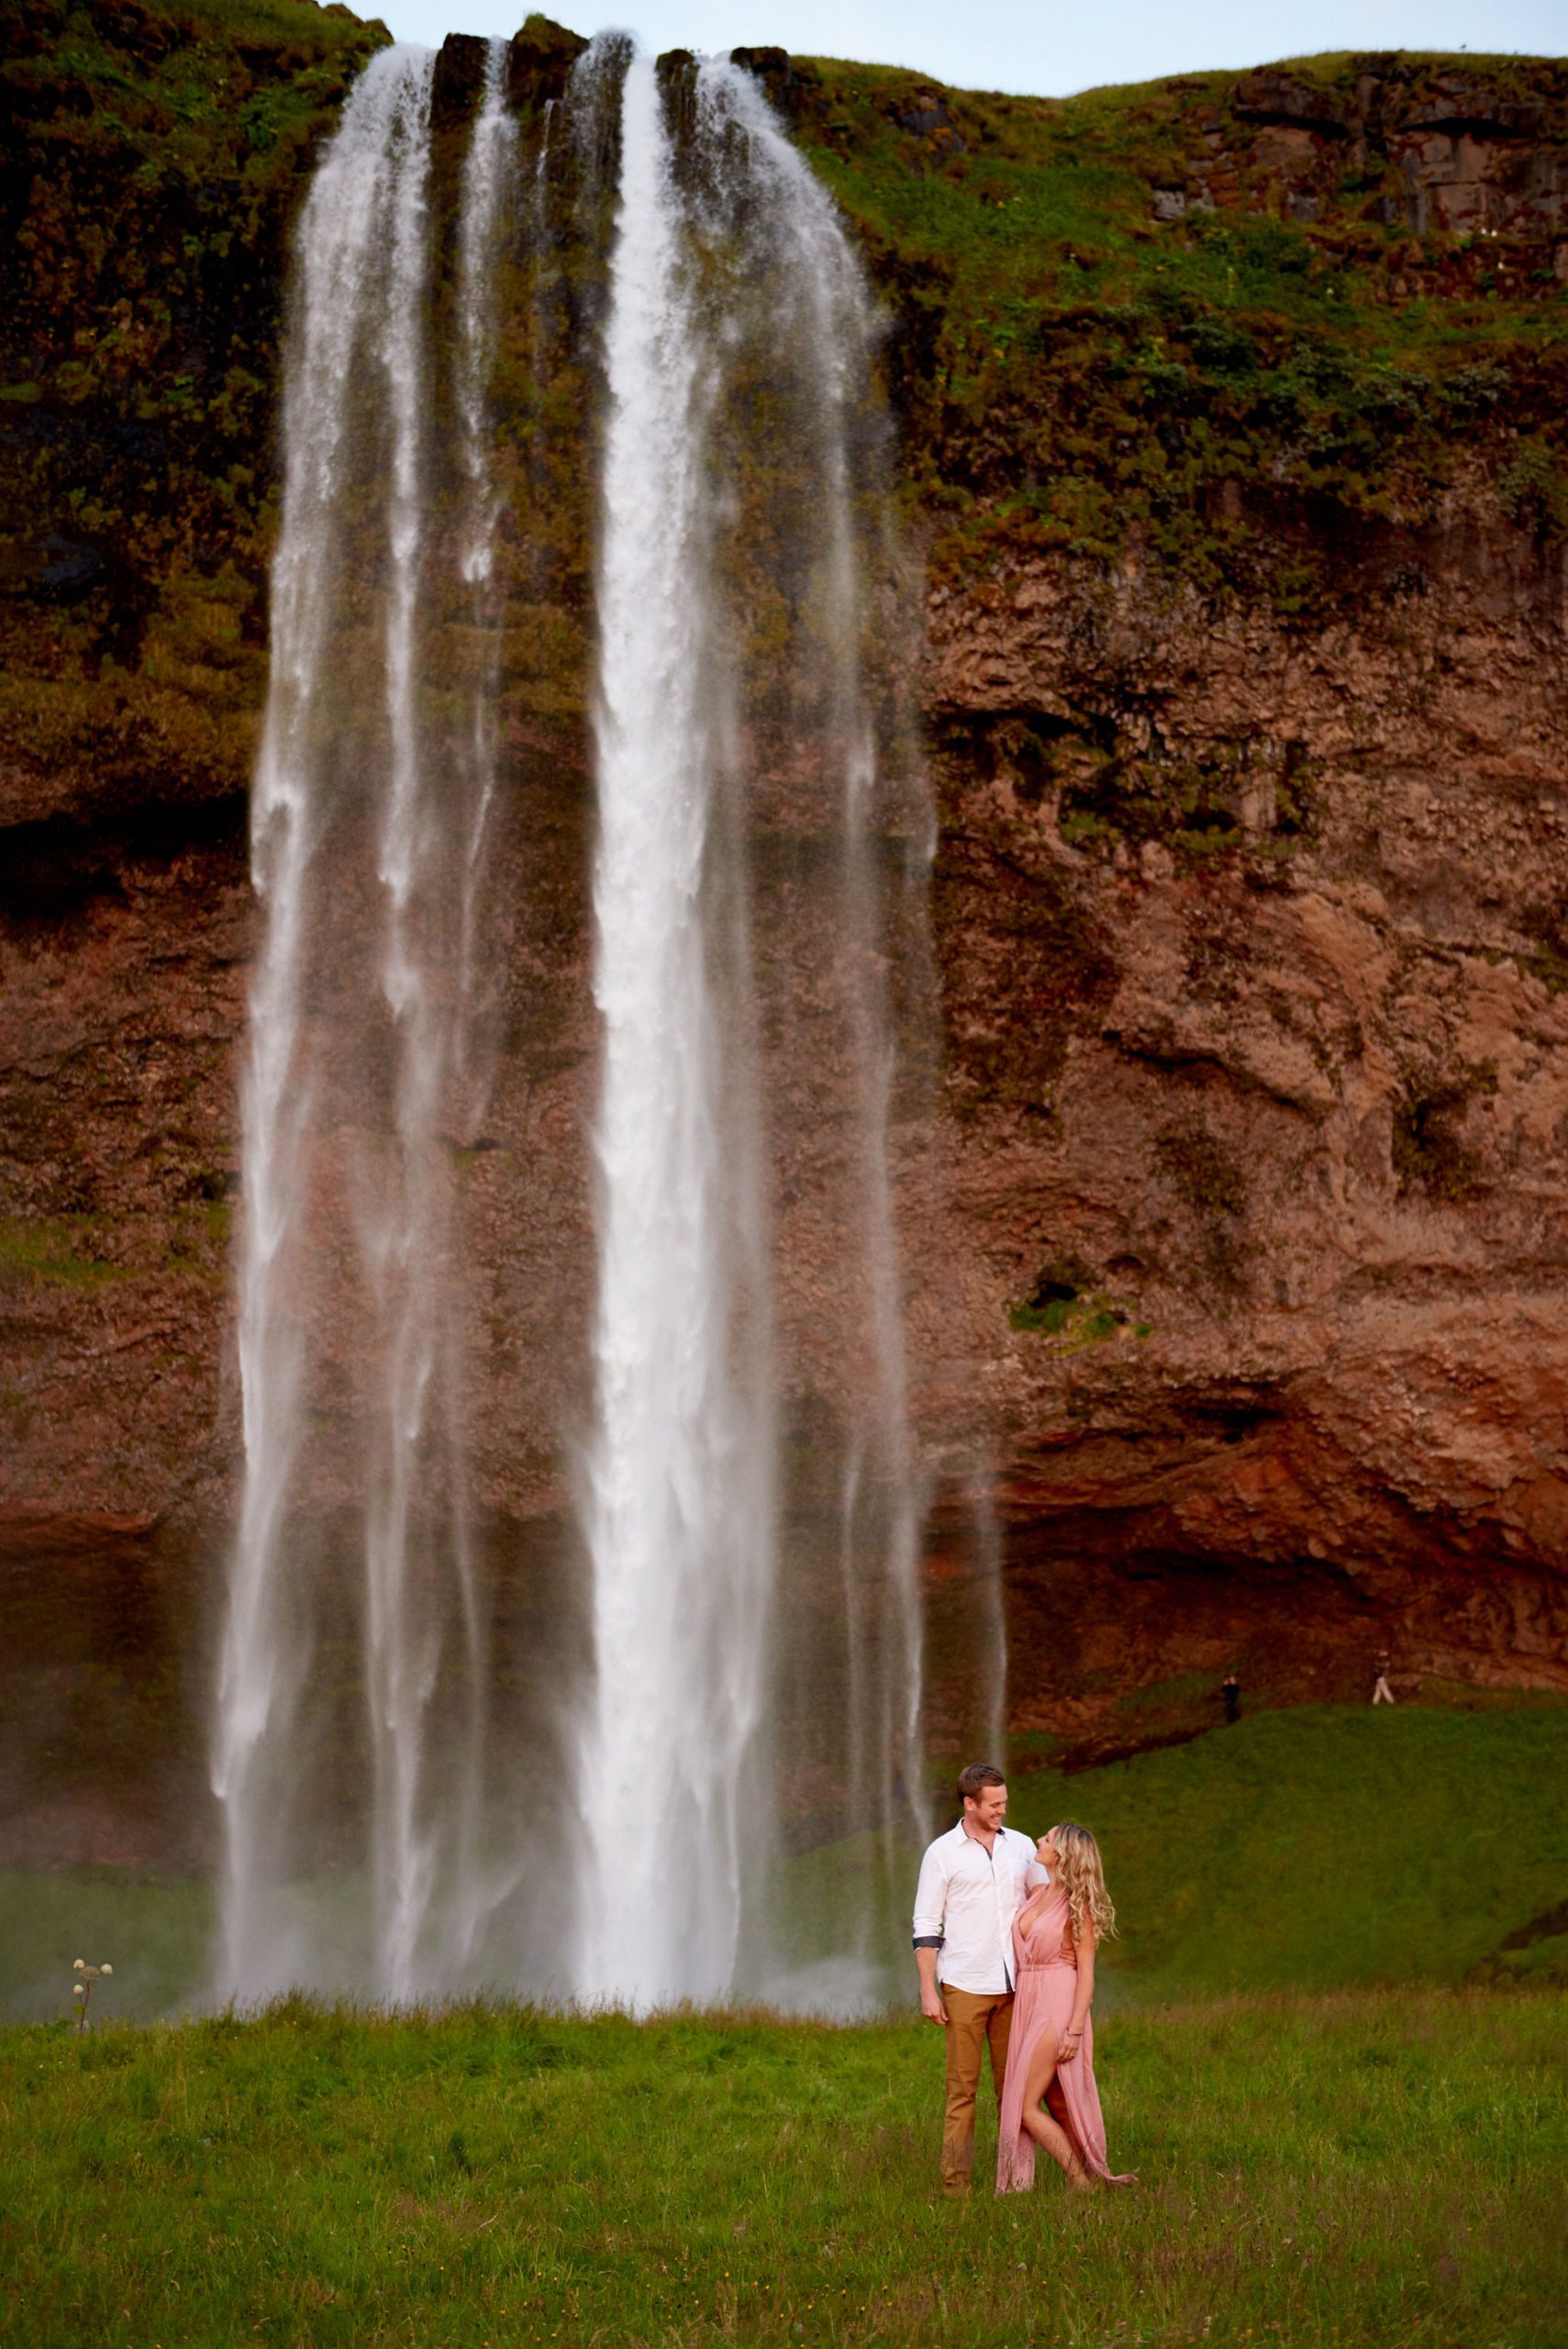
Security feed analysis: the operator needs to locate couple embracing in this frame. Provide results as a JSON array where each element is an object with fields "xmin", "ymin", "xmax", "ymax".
[{"xmin": 912, "ymin": 1763, "xmax": 1133, "ymax": 2198}]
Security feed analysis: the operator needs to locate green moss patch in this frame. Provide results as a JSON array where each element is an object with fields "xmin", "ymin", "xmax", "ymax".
[
  {"xmin": 0, "ymin": 0, "xmax": 390, "ymax": 798},
  {"xmin": 0, "ymin": 1214, "xmax": 128, "ymax": 1287}
]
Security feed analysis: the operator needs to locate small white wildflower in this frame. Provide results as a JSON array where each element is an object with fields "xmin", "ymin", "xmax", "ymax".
[
  {"xmin": 72, "ymin": 1984, "xmax": 85, "ymax": 1998},
  {"xmin": 73, "ymin": 1958, "xmax": 85, "ymax": 1971},
  {"xmin": 99, "ymin": 1964, "xmax": 112, "ymax": 1976}
]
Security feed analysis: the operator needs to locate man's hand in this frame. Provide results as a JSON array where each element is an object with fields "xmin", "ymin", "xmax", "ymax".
[{"xmin": 915, "ymin": 1944, "xmax": 948, "ymax": 2024}]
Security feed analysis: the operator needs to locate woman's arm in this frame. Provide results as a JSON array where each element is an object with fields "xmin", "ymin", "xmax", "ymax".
[{"xmin": 1059, "ymin": 1920, "xmax": 1096, "ymax": 2062}]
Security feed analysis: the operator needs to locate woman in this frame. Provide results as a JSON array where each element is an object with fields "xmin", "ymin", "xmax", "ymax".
[{"xmin": 996, "ymin": 1821, "xmax": 1133, "ymax": 2194}]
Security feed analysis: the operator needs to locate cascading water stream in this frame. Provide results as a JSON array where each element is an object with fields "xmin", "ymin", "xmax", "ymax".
[
  {"xmin": 214, "ymin": 46, "xmax": 439, "ymax": 2001},
  {"xmin": 452, "ymin": 39, "xmax": 515, "ymax": 1094},
  {"xmin": 440, "ymin": 32, "xmax": 517, "ymax": 1978},
  {"xmin": 362, "ymin": 33, "xmax": 520, "ymax": 2002},
  {"xmin": 574, "ymin": 49, "xmax": 775, "ymax": 2009},
  {"xmin": 693, "ymin": 57, "xmax": 939, "ymax": 1874},
  {"xmin": 571, "ymin": 50, "xmax": 964, "ymax": 2009},
  {"xmin": 361, "ymin": 37, "xmax": 439, "ymax": 2009},
  {"xmin": 215, "ymin": 39, "xmax": 516, "ymax": 2002}
]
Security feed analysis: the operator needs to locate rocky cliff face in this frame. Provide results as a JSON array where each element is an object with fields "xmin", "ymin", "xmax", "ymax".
[
  {"xmin": 3, "ymin": 10, "xmax": 1566, "ymax": 1865},
  {"xmin": 921, "ymin": 514, "xmax": 1568, "ymax": 1753}
]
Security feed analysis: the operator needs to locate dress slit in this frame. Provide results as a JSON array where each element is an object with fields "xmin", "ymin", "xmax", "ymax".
[{"xmin": 995, "ymin": 1890, "xmax": 1134, "ymax": 2193}]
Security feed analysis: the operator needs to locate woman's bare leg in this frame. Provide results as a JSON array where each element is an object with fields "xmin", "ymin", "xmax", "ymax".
[{"xmin": 1018, "ymin": 2032, "xmax": 1093, "ymax": 2188}]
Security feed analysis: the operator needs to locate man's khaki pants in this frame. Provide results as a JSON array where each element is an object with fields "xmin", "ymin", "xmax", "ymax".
[{"xmin": 940, "ymin": 1985, "xmax": 1014, "ymax": 2193}]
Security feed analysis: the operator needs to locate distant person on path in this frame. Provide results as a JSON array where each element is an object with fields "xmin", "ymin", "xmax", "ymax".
[
  {"xmin": 996, "ymin": 1822, "xmax": 1134, "ymax": 2194},
  {"xmin": 1222, "ymin": 1669, "xmax": 1241, "ymax": 1726},
  {"xmin": 911, "ymin": 1763, "xmax": 1042, "ymax": 2197},
  {"xmin": 1372, "ymin": 1648, "xmax": 1396, "ymax": 1705}
]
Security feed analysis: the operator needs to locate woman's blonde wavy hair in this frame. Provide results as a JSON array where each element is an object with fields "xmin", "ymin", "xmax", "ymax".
[{"xmin": 1048, "ymin": 1820, "xmax": 1118, "ymax": 1944}]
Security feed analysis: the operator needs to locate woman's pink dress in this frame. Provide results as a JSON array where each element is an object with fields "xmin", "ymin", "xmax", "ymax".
[{"xmin": 995, "ymin": 1887, "xmax": 1134, "ymax": 2193}]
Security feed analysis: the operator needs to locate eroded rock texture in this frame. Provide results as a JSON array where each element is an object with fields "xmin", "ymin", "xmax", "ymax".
[{"xmin": 918, "ymin": 511, "xmax": 1568, "ymax": 1752}]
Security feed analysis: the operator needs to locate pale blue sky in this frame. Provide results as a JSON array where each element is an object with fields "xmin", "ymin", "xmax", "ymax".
[{"xmin": 371, "ymin": 0, "xmax": 1566, "ymax": 96}]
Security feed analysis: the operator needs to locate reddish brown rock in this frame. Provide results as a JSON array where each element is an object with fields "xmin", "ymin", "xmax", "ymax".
[{"xmin": 912, "ymin": 496, "xmax": 1568, "ymax": 1753}]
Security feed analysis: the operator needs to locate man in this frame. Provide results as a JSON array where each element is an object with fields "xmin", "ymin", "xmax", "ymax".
[{"xmin": 912, "ymin": 1761, "xmax": 1043, "ymax": 2197}]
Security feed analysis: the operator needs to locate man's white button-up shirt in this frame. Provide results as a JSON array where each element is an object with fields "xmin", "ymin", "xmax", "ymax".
[{"xmin": 911, "ymin": 1820, "xmax": 1044, "ymax": 1995}]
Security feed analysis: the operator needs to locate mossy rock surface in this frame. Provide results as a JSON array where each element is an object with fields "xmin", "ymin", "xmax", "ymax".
[
  {"xmin": 782, "ymin": 47, "xmax": 1568, "ymax": 596},
  {"xmin": 0, "ymin": 0, "xmax": 391, "ymax": 813},
  {"xmin": 3, "ymin": 11, "xmax": 1566, "ymax": 808}
]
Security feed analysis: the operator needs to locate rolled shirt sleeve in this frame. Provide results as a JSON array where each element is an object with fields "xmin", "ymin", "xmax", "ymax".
[{"xmin": 911, "ymin": 1838, "xmax": 947, "ymax": 1948}]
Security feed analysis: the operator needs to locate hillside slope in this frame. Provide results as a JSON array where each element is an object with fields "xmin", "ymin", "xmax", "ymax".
[{"xmin": 6, "ymin": 1699, "xmax": 1567, "ymax": 2016}]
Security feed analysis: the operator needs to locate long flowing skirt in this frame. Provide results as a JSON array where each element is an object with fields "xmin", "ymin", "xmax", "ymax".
[{"xmin": 995, "ymin": 1961, "xmax": 1134, "ymax": 2193}]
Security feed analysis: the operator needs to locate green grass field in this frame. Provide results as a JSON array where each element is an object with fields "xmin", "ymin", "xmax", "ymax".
[
  {"xmin": 3, "ymin": 1990, "xmax": 1564, "ymax": 2347},
  {"xmin": 4, "ymin": 1705, "xmax": 1567, "ymax": 2343},
  {"xmin": 789, "ymin": 46, "xmax": 1568, "ymax": 609},
  {"xmin": 1005, "ymin": 1703, "xmax": 1568, "ymax": 1995}
]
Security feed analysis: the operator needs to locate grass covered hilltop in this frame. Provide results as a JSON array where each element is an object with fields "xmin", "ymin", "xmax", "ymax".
[
  {"xmin": 6, "ymin": 1707, "xmax": 1568, "ymax": 2344},
  {"xmin": 3, "ymin": 3, "xmax": 1566, "ymax": 806},
  {"xmin": 789, "ymin": 46, "xmax": 1568, "ymax": 598}
]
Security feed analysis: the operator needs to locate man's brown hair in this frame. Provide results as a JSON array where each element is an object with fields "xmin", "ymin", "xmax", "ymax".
[{"xmin": 956, "ymin": 1762, "xmax": 1006, "ymax": 1804}]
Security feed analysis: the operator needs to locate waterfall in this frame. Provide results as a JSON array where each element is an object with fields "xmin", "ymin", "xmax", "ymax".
[
  {"xmin": 694, "ymin": 61, "xmax": 932, "ymax": 1869},
  {"xmin": 573, "ymin": 49, "xmax": 775, "ymax": 2009},
  {"xmin": 216, "ymin": 34, "xmax": 963, "ymax": 2013},
  {"xmin": 214, "ymin": 40, "xmax": 515, "ymax": 2002},
  {"xmin": 215, "ymin": 44, "xmax": 436, "ymax": 2001},
  {"xmin": 571, "ymin": 50, "xmax": 939, "ymax": 2009},
  {"xmin": 361, "ymin": 31, "xmax": 516, "ymax": 2002},
  {"xmin": 360, "ymin": 27, "xmax": 439, "ymax": 2009}
]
